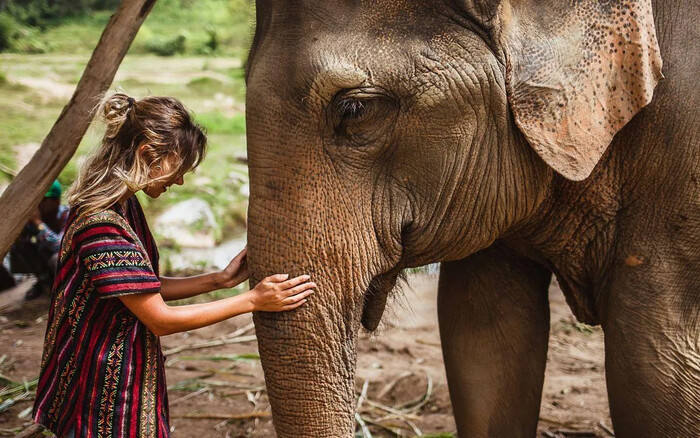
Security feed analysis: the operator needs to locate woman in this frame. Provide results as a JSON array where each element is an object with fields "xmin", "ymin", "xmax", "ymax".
[{"xmin": 32, "ymin": 93, "xmax": 315, "ymax": 437}]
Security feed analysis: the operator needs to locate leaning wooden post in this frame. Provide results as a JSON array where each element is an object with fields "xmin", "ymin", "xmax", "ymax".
[{"xmin": 0, "ymin": 0, "xmax": 158, "ymax": 257}]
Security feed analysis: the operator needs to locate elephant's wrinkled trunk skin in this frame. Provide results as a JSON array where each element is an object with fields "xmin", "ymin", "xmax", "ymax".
[
  {"xmin": 248, "ymin": 222, "xmax": 372, "ymax": 436},
  {"xmin": 247, "ymin": 168, "xmax": 387, "ymax": 436},
  {"xmin": 252, "ymin": 284, "xmax": 360, "ymax": 435}
]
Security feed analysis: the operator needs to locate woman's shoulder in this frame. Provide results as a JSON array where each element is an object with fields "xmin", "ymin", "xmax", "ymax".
[{"xmin": 66, "ymin": 206, "xmax": 132, "ymax": 239}]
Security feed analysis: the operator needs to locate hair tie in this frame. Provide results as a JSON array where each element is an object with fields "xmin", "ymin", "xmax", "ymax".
[{"xmin": 127, "ymin": 97, "xmax": 135, "ymax": 108}]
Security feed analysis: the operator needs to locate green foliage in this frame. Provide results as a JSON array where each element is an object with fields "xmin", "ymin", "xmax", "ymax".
[
  {"xmin": 196, "ymin": 112, "xmax": 246, "ymax": 135},
  {"xmin": 2, "ymin": 0, "xmax": 119, "ymax": 27},
  {"xmin": 227, "ymin": 0, "xmax": 254, "ymax": 20},
  {"xmin": 10, "ymin": 27, "xmax": 48, "ymax": 53},
  {"xmin": 2, "ymin": 0, "xmax": 255, "ymax": 55},
  {"xmin": 0, "ymin": 13, "xmax": 17, "ymax": 52},
  {"xmin": 186, "ymin": 76, "xmax": 223, "ymax": 93},
  {"xmin": 145, "ymin": 34, "xmax": 186, "ymax": 56}
]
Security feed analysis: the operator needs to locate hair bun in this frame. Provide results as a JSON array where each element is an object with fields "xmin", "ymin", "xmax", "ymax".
[{"xmin": 102, "ymin": 93, "xmax": 135, "ymax": 139}]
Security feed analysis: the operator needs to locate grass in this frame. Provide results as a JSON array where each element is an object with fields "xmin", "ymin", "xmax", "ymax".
[{"xmin": 6, "ymin": 0, "xmax": 255, "ymax": 57}]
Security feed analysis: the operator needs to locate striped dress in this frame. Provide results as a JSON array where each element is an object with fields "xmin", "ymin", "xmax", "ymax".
[{"xmin": 33, "ymin": 195, "xmax": 170, "ymax": 437}]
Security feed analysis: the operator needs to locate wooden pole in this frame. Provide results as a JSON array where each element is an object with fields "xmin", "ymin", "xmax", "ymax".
[{"xmin": 0, "ymin": 0, "xmax": 158, "ymax": 257}]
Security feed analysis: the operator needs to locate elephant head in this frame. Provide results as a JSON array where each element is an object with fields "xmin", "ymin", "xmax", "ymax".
[{"xmin": 244, "ymin": 0, "xmax": 662, "ymax": 435}]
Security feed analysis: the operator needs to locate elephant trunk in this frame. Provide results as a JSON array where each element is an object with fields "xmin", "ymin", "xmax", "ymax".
[{"xmin": 247, "ymin": 200, "xmax": 369, "ymax": 437}]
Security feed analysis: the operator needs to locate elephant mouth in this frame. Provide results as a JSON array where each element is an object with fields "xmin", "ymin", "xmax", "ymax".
[{"xmin": 361, "ymin": 269, "xmax": 404, "ymax": 331}]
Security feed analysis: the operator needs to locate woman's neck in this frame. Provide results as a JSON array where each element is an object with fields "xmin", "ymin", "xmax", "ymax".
[{"xmin": 118, "ymin": 191, "xmax": 135, "ymax": 211}]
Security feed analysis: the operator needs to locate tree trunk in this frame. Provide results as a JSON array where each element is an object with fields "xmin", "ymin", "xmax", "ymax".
[{"xmin": 0, "ymin": 0, "xmax": 158, "ymax": 257}]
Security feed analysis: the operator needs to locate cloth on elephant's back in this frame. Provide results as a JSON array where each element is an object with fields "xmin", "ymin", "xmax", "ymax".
[{"xmin": 32, "ymin": 195, "xmax": 170, "ymax": 438}]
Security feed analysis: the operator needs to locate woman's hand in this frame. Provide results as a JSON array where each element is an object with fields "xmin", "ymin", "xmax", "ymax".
[
  {"xmin": 246, "ymin": 274, "xmax": 316, "ymax": 312},
  {"xmin": 212, "ymin": 247, "xmax": 249, "ymax": 289}
]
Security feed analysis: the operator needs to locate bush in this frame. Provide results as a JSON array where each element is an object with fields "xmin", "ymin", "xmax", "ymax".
[
  {"xmin": 0, "ymin": 13, "xmax": 18, "ymax": 52},
  {"xmin": 187, "ymin": 76, "xmax": 223, "ymax": 93},
  {"xmin": 145, "ymin": 34, "xmax": 186, "ymax": 56},
  {"xmin": 11, "ymin": 28, "xmax": 49, "ymax": 53},
  {"xmin": 196, "ymin": 112, "xmax": 246, "ymax": 135}
]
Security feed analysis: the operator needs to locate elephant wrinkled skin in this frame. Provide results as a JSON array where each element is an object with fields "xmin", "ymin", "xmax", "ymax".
[{"xmin": 244, "ymin": 0, "xmax": 699, "ymax": 436}]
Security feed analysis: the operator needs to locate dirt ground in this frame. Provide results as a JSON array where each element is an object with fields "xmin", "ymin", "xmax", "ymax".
[{"xmin": 0, "ymin": 273, "xmax": 612, "ymax": 437}]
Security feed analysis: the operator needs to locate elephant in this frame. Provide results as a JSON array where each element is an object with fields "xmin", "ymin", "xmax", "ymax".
[{"xmin": 244, "ymin": 0, "xmax": 699, "ymax": 436}]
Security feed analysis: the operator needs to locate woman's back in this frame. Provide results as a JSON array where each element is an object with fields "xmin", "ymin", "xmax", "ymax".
[{"xmin": 34, "ymin": 196, "xmax": 169, "ymax": 437}]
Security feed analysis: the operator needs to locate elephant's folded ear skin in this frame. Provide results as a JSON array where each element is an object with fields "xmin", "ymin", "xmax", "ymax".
[{"xmin": 499, "ymin": 0, "xmax": 663, "ymax": 181}]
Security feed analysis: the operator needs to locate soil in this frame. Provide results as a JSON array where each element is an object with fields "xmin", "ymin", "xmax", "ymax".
[{"xmin": 0, "ymin": 273, "xmax": 612, "ymax": 437}]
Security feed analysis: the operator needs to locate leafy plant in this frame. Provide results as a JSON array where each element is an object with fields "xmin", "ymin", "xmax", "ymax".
[
  {"xmin": 145, "ymin": 34, "xmax": 186, "ymax": 56},
  {"xmin": 0, "ymin": 13, "xmax": 18, "ymax": 52}
]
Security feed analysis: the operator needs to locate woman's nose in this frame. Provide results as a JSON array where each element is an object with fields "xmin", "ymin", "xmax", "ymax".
[{"xmin": 175, "ymin": 175, "xmax": 184, "ymax": 185}]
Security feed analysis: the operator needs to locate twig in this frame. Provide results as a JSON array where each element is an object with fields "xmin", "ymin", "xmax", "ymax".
[
  {"xmin": 356, "ymin": 416, "xmax": 403, "ymax": 436},
  {"xmin": 0, "ymin": 163, "xmax": 17, "ymax": 177},
  {"xmin": 355, "ymin": 413, "xmax": 373, "ymax": 438},
  {"xmin": 415, "ymin": 339, "xmax": 441, "ymax": 347},
  {"xmin": 0, "ymin": 390, "xmax": 30, "ymax": 414},
  {"xmin": 224, "ymin": 322, "xmax": 255, "ymax": 338},
  {"xmin": 552, "ymin": 431, "xmax": 597, "ymax": 437},
  {"xmin": 14, "ymin": 424, "xmax": 45, "ymax": 438},
  {"xmin": 356, "ymin": 379, "xmax": 369, "ymax": 411},
  {"xmin": 162, "ymin": 335, "xmax": 256, "ymax": 356},
  {"xmin": 598, "ymin": 421, "xmax": 615, "ymax": 437},
  {"xmin": 171, "ymin": 412, "xmax": 270, "ymax": 420},
  {"xmin": 167, "ymin": 373, "xmax": 215, "ymax": 391},
  {"xmin": 169, "ymin": 387, "xmax": 209, "ymax": 406},
  {"xmin": 376, "ymin": 371, "xmax": 413, "ymax": 400},
  {"xmin": 539, "ymin": 416, "xmax": 585, "ymax": 429},
  {"xmin": 363, "ymin": 399, "xmax": 418, "ymax": 420},
  {"xmin": 165, "ymin": 353, "xmax": 259, "ymax": 366},
  {"xmin": 396, "ymin": 372, "xmax": 433, "ymax": 413}
]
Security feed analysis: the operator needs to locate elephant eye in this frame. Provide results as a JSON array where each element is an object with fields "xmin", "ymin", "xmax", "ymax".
[
  {"xmin": 329, "ymin": 89, "xmax": 399, "ymax": 146},
  {"xmin": 337, "ymin": 98, "xmax": 369, "ymax": 120}
]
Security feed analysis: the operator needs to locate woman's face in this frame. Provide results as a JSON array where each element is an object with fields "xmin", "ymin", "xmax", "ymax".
[{"xmin": 143, "ymin": 154, "xmax": 185, "ymax": 198}]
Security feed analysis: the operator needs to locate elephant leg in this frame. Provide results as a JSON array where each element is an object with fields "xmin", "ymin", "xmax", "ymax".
[
  {"xmin": 603, "ymin": 273, "xmax": 700, "ymax": 437},
  {"xmin": 437, "ymin": 243, "xmax": 552, "ymax": 437}
]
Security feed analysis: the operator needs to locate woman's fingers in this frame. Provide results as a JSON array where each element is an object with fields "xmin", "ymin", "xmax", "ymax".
[
  {"xmin": 264, "ymin": 273, "xmax": 290, "ymax": 283},
  {"xmin": 282, "ymin": 289, "xmax": 314, "ymax": 305},
  {"xmin": 282, "ymin": 298, "xmax": 309, "ymax": 310},
  {"xmin": 282, "ymin": 281, "xmax": 316, "ymax": 297},
  {"xmin": 278, "ymin": 274, "xmax": 311, "ymax": 289}
]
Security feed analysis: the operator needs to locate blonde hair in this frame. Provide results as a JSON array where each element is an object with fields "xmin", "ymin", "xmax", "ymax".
[{"xmin": 68, "ymin": 93, "xmax": 207, "ymax": 215}]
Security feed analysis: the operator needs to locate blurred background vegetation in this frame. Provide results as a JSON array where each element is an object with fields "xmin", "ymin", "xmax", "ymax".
[
  {"xmin": 0, "ymin": 0, "xmax": 254, "ymax": 55},
  {"xmin": 0, "ymin": 0, "xmax": 255, "ymax": 279}
]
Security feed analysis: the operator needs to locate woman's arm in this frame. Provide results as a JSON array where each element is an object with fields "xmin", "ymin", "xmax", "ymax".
[
  {"xmin": 159, "ymin": 248, "xmax": 249, "ymax": 301},
  {"xmin": 159, "ymin": 274, "xmax": 225, "ymax": 301},
  {"xmin": 119, "ymin": 274, "xmax": 315, "ymax": 336}
]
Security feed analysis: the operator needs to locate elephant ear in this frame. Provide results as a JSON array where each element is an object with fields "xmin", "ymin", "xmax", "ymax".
[{"xmin": 499, "ymin": 0, "xmax": 663, "ymax": 181}]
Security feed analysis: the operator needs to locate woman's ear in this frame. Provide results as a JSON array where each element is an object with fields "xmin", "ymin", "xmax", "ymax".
[{"xmin": 497, "ymin": 0, "xmax": 663, "ymax": 181}]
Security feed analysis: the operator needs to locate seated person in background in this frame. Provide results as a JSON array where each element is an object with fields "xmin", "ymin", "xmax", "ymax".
[{"xmin": 9, "ymin": 180, "xmax": 70, "ymax": 300}]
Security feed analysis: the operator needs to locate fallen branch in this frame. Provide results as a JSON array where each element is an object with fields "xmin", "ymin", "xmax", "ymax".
[
  {"xmin": 396, "ymin": 372, "xmax": 433, "ymax": 413},
  {"xmin": 376, "ymin": 371, "xmax": 413, "ymax": 400},
  {"xmin": 169, "ymin": 387, "xmax": 209, "ymax": 406},
  {"xmin": 598, "ymin": 421, "xmax": 615, "ymax": 437},
  {"xmin": 162, "ymin": 335, "xmax": 256, "ymax": 356},
  {"xmin": 356, "ymin": 379, "xmax": 369, "ymax": 411},
  {"xmin": 170, "ymin": 412, "xmax": 270, "ymax": 420},
  {"xmin": 165, "ymin": 353, "xmax": 259, "ymax": 366},
  {"xmin": 355, "ymin": 413, "xmax": 373, "ymax": 438},
  {"xmin": 224, "ymin": 322, "xmax": 255, "ymax": 338},
  {"xmin": 14, "ymin": 424, "xmax": 45, "ymax": 438},
  {"xmin": 539, "ymin": 416, "xmax": 587, "ymax": 429}
]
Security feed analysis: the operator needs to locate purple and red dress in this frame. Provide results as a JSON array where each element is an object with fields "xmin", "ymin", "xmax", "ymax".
[{"xmin": 33, "ymin": 195, "xmax": 170, "ymax": 437}]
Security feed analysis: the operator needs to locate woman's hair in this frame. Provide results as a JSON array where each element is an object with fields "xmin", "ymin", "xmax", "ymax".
[{"xmin": 67, "ymin": 93, "xmax": 207, "ymax": 215}]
